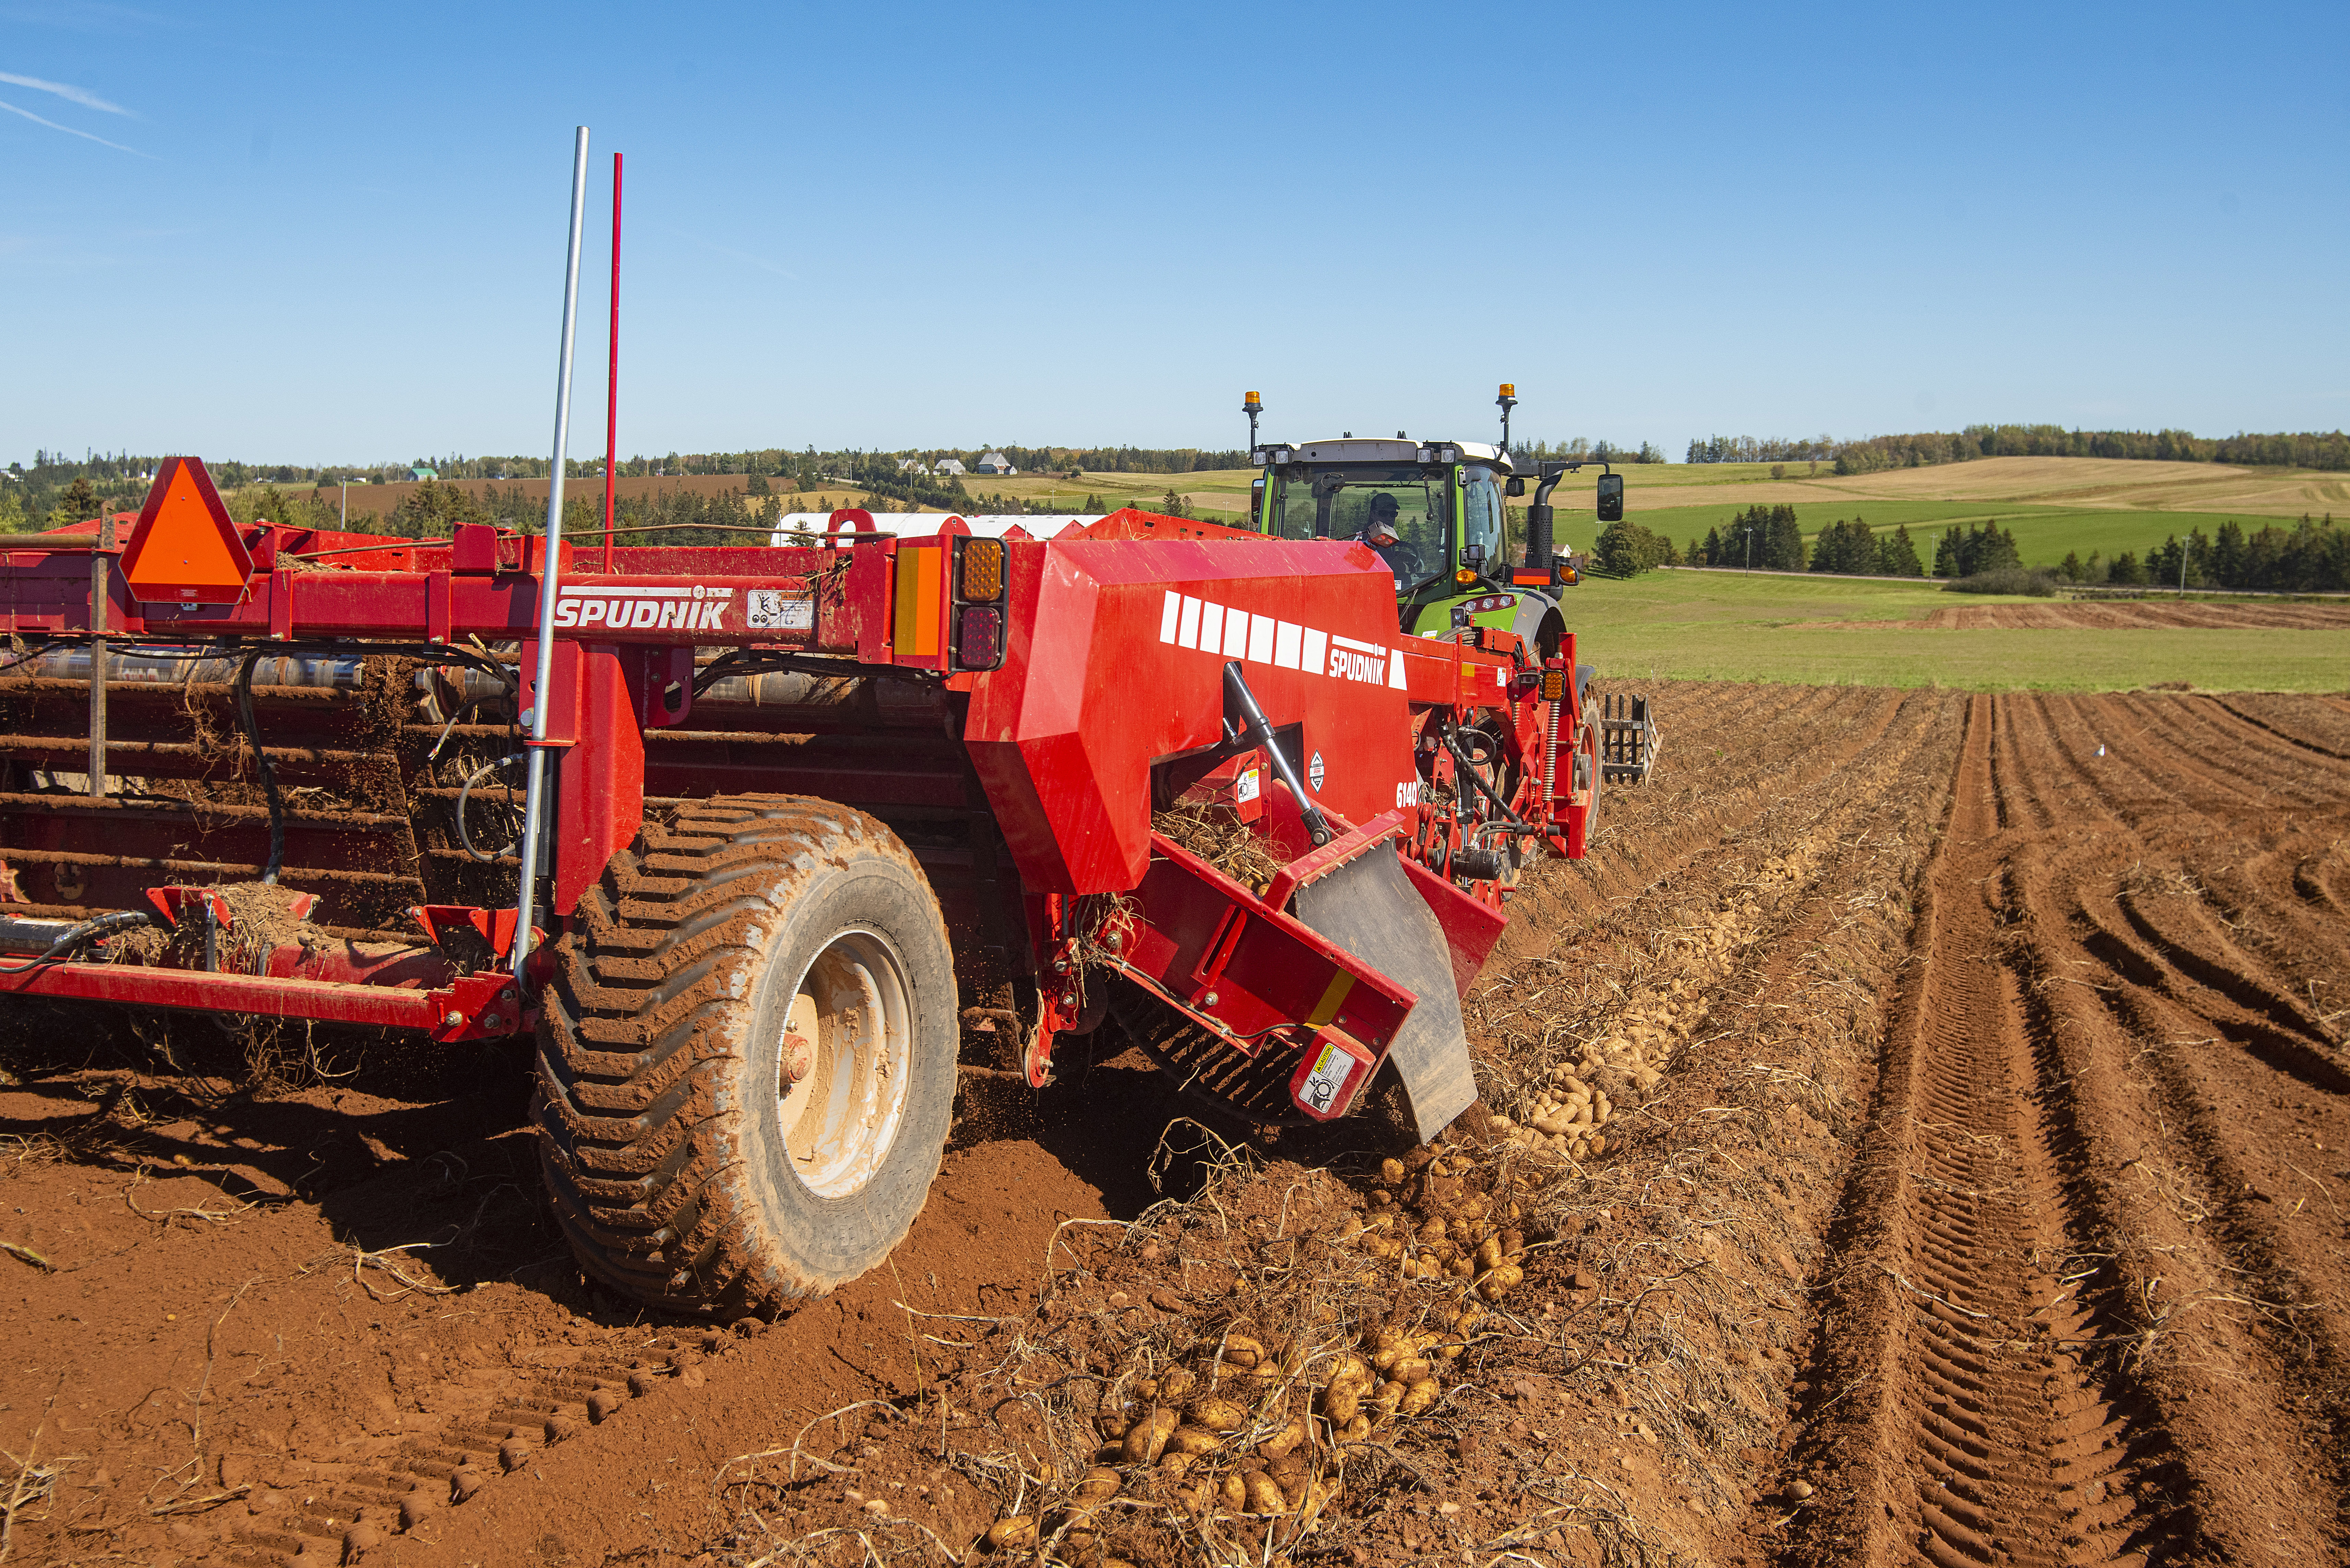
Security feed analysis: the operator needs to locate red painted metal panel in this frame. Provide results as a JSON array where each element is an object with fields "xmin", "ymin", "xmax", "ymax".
[
  {"xmin": 1397, "ymin": 852, "xmax": 1509, "ymax": 1000},
  {"xmin": 1104, "ymin": 833, "xmax": 1416, "ymax": 1057},
  {"xmin": 963, "ymin": 535, "xmax": 1437, "ymax": 895},
  {"xmin": 556, "ymin": 644, "xmax": 644, "ymax": 918}
]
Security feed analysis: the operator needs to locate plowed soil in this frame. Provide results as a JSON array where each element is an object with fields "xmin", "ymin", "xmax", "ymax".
[{"xmin": 3, "ymin": 684, "xmax": 2346, "ymax": 1567}]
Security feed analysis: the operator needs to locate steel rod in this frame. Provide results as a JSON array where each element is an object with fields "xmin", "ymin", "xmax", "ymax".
[
  {"xmin": 604, "ymin": 151, "xmax": 621, "ymax": 572},
  {"xmin": 512, "ymin": 125, "xmax": 591, "ymax": 977}
]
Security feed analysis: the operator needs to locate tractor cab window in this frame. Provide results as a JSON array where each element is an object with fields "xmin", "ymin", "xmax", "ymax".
[
  {"xmin": 1265, "ymin": 466, "xmax": 1448, "ymax": 590},
  {"xmin": 1459, "ymin": 466, "xmax": 1504, "ymax": 575}
]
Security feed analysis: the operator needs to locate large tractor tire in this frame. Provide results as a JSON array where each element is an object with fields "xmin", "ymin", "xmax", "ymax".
[{"xmin": 534, "ymin": 795, "xmax": 958, "ymax": 1315}]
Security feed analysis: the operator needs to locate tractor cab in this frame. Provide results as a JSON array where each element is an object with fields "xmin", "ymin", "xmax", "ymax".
[{"xmin": 1240, "ymin": 434, "xmax": 1572, "ymax": 662}]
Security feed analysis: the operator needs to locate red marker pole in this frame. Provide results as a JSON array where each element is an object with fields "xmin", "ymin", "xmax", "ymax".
[{"xmin": 603, "ymin": 151, "xmax": 622, "ymax": 571}]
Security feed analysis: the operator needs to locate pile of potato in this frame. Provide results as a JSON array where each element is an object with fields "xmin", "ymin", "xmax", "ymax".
[
  {"xmin": 978, "ymin": 1145, "xmax": 1545, "ymax": 1557},
  {"xmin": 1493, "ymin": 1062, "xmax": 1617, "ymax": 1159}
]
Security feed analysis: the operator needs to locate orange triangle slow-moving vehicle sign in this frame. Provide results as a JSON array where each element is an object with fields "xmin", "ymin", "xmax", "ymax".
[{"xmin": 121, "ymin": 457, "xmax": 256, "ymax": 604}]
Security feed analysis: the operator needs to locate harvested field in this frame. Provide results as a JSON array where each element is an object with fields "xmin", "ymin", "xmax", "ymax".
[
  {"xmin": 1829, "ymin": 599, "xmax": 2350, "ymax": 632},
  {"xmin": 3, "ymin": 684, "xmax": 2347, "ymax": 1566}
]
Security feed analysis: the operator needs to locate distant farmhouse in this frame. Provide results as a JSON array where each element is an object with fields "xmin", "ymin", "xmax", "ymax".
[
  {"xmin": 410, "ymin": 466, "xmax": 438, "ymax": 481},
  {"xmin": 897, "ymin": 458, "xmax": 927, "ymax": 473},
  {"xmin": 975, "ymin": 451, "xmax": 1017, "ymax": 475},
  {"xmin": 933, "ymin": 458, "xmax": 967, "ymax": 476}
]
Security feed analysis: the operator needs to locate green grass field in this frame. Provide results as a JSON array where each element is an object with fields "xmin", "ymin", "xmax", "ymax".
[
  {"xmin": 1617, "ymin": 500, "xmax": 2253, "ymax": 573},
  {"xmin": 1559, "ymin": 570, "xmax": 2350, "ymax": 692}
]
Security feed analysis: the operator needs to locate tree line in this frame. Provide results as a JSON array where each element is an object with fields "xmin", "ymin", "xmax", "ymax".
[
  {"xmin": 2059, "ymin": 515, "xmax": 2347, "ymax": 594},
  {"xmin": 1595, "ymin": 504, "xmax": 1925, "ymax": 579},
  {"xmin": 1685, "ymin": 425, "xmax": 2349, "ymax": 473}
]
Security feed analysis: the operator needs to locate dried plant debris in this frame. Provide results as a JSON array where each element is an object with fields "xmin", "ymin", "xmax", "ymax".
[{"xmin": 1152, "ymin": 801, "xmax": 1284, "ymax": 893}]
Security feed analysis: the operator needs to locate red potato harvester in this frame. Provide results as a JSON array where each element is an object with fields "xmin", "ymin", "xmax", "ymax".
[{"xmin": 0, "ymin": 452, "xmax": 1644, "ymax": 1314}]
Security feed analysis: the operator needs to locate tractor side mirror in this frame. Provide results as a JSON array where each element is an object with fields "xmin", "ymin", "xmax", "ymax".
[
  {"xmin": 1505, "ymin": 476, "xmax": 1526, "ymax": 497},
  {"xmin": 1596, "ymin": 474, "xmax": 1625, "ymax": 522}
]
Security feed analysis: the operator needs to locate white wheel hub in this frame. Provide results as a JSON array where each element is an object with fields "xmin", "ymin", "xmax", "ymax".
[{"xmin": 774, "ymin": 928, "xmax": 914, "ymax": 1199}]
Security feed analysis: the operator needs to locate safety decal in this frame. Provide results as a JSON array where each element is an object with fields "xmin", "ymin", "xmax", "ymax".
[
  {"xmin": 746, "ymin": 589, "xmax": 814, "ymax": 631},
  {"xmin": 1308, "ymin": 750, "xmax": 1326, "ymax": 791},
  {"xmin": 1297, "ymin": 1038, "xmax": 1356, "ymax": 1114}
]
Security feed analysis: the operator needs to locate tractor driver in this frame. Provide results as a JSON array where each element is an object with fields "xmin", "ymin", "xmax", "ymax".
[{"xmin": 1354, "ymin": 492, "xmax": 1416, "ymax": 586}]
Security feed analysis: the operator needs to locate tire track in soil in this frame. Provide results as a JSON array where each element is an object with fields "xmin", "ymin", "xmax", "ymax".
[
  {"xmin": 1770, "ymin": 697, "xmax": 2195, "ymax": 1568},
  {"xmin": 201, "ymin": 1331, "xmax": 722, "ymax": 1566}
]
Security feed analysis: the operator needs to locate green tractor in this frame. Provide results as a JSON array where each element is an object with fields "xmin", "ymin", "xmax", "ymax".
[{"xmin": 1237, "ymin": 385, "xmax": 1627, "ymax": 664}]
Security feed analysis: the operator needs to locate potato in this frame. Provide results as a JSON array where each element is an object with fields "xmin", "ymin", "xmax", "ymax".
[
  {"xmin": 1318, "ymin": 1385, "xmax": 1361, "ymax": 1425},
  {"xmin": 1478, "ymin": 1262, "xmax": 1524, "ymax": 1303},
  {"xmin": 1399, "ymin": 1380, "xmax": 1441, "ymax": 1416},
  {"xmin": 1158, "ymin": 1366, "xmax": 1197, "ymax": 1402},
  {"xmin": 1379, "ymin": 1157, "xmax": 1406, "ymax": 1185},
  {"xmin": 1339, "ymin": 1413, "xmax": 1371, "ymax": 1442},
  {"xmin": 1096, "ymin": 1409, "xmax": 1132, "ymax": 1441},
  {"xmin": 1120, "ymin": 1408, "xmax": 1177, "ymax": 1464},
  {"xmin": 1370, "ymin": 1343, "xmax": 1403, "ymax": 1375},
  {"xmin": 1186, "ymin": 1395, "xmax": 1247, "ymax": 1433},
  {"xmin": 1369, "ymin": 1381, "xmax": 1405, "ymax": 1420},
  {"xmin": 1220, "ymin": 1334, "xmax": 1265, "ymax": 1369},
  {"xmin": 1328, "ymin": 1353, "xmax": 1372, "ymax": 1390},
  {"xmin": 1390, "ymin": 1355, "xmax": 1433, "ymax": 1386},
  {"xmin": 1221, "ymin": 1472, "xmax": 1248, "ymax": 1509},
  {"xmin": 1475, "ymin": 1236, "xmax": 1503, "ymax": 1270},
  {"xmin": 1258, "ymin": 1416, "xmax": 1306, "ymax": 1461},
  {"xmin": 1244, "ymin": 1471, "xmax": 1288, "ymax": 1514},
  {"xmin": 985, "ymin": 1516, "xmax": 1037, "ymax": 1549},
  {"xmin": 1589, "ymin": 1135, "xmax": 1608, "ymax": 1156},
  {"xmin": 1074, "ymin": 1467, "xmax": 1121, "ymax": 1502},
  {"xmin": 1167, "ymin": 1424, "xmax": 1223, "ymax": 1456}
]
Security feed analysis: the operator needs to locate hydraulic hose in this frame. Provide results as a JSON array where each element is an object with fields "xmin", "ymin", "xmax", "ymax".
[
  {"xmin": 0, "ymin": 909, "xmax": 155, "ymax": 973},
  {"xmin": 233, "ymin": 649, "xmax": 288, "ymax": 886},
  {"xmin": 457, "ymin": 754, "xmax": 529, "ymax": 864}
]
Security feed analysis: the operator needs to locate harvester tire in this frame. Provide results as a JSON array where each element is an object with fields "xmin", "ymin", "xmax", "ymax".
[{"xmin": 533, "ymin": 795, "xmax": 958, "ymax": 1315}]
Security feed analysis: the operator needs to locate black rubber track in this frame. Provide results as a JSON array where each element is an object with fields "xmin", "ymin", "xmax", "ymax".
[{"xmin": 533, "ymin": 794, "xmax": 957, "ymax": 1315}]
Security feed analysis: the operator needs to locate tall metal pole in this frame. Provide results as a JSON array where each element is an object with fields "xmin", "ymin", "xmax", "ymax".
[
  {"xmin": 603, "ymin": 151, "xmax": 622, "ymax": 572},
  {"xmin": 512, "ymin": 126, "xmax": 591, "ymax": 977}
]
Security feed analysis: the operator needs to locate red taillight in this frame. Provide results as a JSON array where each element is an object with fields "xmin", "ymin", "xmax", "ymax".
[{"xmin": 955, "ymin": 604, "xmax": 1004, "ymax": 670}]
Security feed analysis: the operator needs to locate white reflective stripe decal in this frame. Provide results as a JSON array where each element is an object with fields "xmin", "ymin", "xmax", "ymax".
[
  {"xmin": 557, "ymin": 585, "xmax": 694, "ymax": 598},
  {"xmin": 1178, "ymin": 595, "xmax": 1202, "ymax": 649},
  {"xmin": 1223, "ymin": 608, "xmax": 1250, "ymax": 658},
  {"xmin": 1198, "ymin": 601, "xmax": 1224, "ymax": 653},
  {"xmin": 1160, "ymin": 590, "xmax": 1181, "ymax": 643},
  {"xmin": 1273, "ymin": 620, "xmax": 1303, "ymax": 669},
  {"xmin": 1388, "ymin": 650, "xmax": 1407, "ymax": 688},
  {"xmin": 1331, "ymin": 633, "xmax": 1385, "ymax": 655},
  {"xmin": 1247, "ymin": 614, "xmax": 1276, "ymax": 664},
  {"xmin": 1301, "ymin": 627, "xmax": 1327, "ymax": 677}
]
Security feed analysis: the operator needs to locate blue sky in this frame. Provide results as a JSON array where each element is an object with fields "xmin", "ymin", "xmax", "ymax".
[{"xmin": 4, "ymin": 0, "xmax": 2345, "ymax": 466}]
